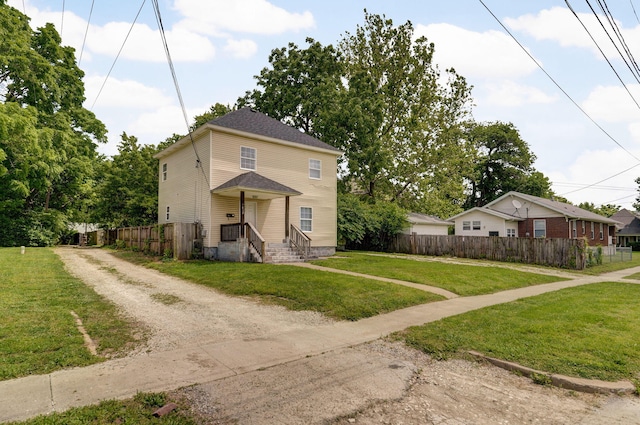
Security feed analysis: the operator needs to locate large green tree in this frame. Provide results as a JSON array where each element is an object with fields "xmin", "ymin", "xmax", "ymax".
[
  {"xmin": 0, "ymin": 2, "xmax": 106, "ymax": 245},
  {"xmin": 93, "ymin": 133, "xmax": 158, "ymax": 228},
  {"xmin": 241, "ymin": 12, "xmax": 473, "ymax": 219},
  {"xmin": 463, "ymin": 121, "xmax": 549, "ymax": 208}
]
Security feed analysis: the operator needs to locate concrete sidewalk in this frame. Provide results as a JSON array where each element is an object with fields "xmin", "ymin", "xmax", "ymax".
[{"xmin": 0, "ymin": 267, "xmax": 637, "ymax": 423}]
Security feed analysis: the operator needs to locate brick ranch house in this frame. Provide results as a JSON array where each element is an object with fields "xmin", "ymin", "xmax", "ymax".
[{"xmin": 448, "ymin": 191, "xmax": 620, "ymax": 249}]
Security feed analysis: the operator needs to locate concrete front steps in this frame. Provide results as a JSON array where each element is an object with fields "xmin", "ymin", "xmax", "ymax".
[{"xmin": 263, "ymin": 243, "xmax": 306, "ymax": 264}]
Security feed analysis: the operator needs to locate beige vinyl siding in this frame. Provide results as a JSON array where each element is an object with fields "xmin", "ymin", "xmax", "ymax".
[
  {"xmin": 492, "ymin": 196, "xmax": 563, "ymax": 218},
  {"xmin": 158, "ymin": 133, "xmax": 211, "ymax": 244},
  {"xmin": 455, "ymin": 211, "xmax": 509, "ymax": 237},
  {"xmin": 210, "ymin": 130, "xmax": 338, "ymax": 247}
]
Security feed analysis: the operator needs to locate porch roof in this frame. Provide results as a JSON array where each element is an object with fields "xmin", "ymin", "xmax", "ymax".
[{"xmin": 211, "ymin": 171, "xmax": 302, "ymax": 200}]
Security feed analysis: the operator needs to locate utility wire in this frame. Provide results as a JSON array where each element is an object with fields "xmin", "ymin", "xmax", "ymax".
[
  {"xmin": 478, "ymin": 0, "xmax": 640, "ymax": 199},
  {"xmin": 60, "ymin": 0, "xmax": 65, "ymax": 35},
  {"xmin": 632, "ymin": 0, "xmax": 640, "ymax": 24},
  {"xmin": 596, "ymin": 0, "xmax": 640, "ymax": 79},
  {"xmin": 560, "ymin": 163, "xmax": 640, "ymax": 196},
  {"xmin": 151, "ymin": 0, "xmax": 210, "ymax": 189},
  {"xmin": 90, "ymin": 0, "xmax": 146, "ymax": 110},
  {"xmin": 79, "ymin": 0, "xmax": 95, "ymax": 65},
  {"xmin": 565, "ymin": 0, "xmax": 640, "ymax": 112}
]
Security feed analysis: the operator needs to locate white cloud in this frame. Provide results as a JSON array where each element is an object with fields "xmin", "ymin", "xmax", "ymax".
[
  {"xmin": 549, "ymin": 148, "xmax": 640, "ymax": 207},
  {"xmin": 127, "ymin": 105, "xmax": 203, "ymax": 141},
  {"xmin": 415, "ymin": 23, "xmax": 539, "ymax": 79},
  {"xmin": 224, "ymin": 39, "xmax": 258, "ymax": 59},
  {"xmin": 505, "ymin": 6, "xmax": 640, "ymax": 60},
  {"xmin": 484, "ymin": 80, "xmax": 557, "ymax": 107},
  {"xmin": 85, "ymin": 23, "xmax": 215, "ymax": 63},
  {"xmin": 84, "ymin": 76, "xmax": 174, "ymax": 109},
  {"xmin": 7, "ymin": 0, "xmax": 215, "ymax": 63},
  {"xmin": 582, "ymin": 84, "xmax": 640, "ymax": 123},
  {"xmin": 173, "ymin": 0, "xmax": 315, "ymax": 36}
]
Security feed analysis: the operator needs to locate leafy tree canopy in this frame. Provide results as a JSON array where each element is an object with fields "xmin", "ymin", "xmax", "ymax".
[
  {"xmin": 241, "ymin": 11, "xmax": 473, "ymax": 218},
  {"xmin": 0, "ymin": 2, "xmax": 106, "ymax": 245}
]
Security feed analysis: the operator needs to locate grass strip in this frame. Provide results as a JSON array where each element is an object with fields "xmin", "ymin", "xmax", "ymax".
[
  {"xmin": 6, "ymin": 392, "xmax": 196, "ymax": 425},
  {"xmin": 311, "ymin": 252, "xmax": 566, "ymax": 296},
  {"xmin": 122, "ymin": 255, "xmax": 443, "ymax": 321},
  {"xmin": 0, "ymin": 248, "xmax": 137, "ymax": 381},
  {"xmin": 396, "ymin": 281, "xmax": 640, "ymax": 382}
]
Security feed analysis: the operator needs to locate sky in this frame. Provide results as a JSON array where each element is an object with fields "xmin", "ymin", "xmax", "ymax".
[{"xmin": 7, "ymin": 0, "xmax": 640, "ymax": 210}]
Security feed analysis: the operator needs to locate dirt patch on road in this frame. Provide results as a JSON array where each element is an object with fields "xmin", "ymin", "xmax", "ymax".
[{"xmin": 56, "ymin": 247, "xmax": 640, "ymax": 424}]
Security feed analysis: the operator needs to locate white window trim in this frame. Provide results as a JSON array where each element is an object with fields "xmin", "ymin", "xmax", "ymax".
[
  {"xmin": 309, "ymin": 158, "xmax": 321, "ymax": 180},
  {"xmin": 599, "ymin": 222, "xmax": 604, "ymax": 240},
  {"xmin": 462, "ymin": 221, "xmax": 470, "ymax": 231},
  {"xmin": 166, "ymin": 206, "xmax": 170, "ymax": 221},
  {"xmin": 507, "ymin": 228, "xmax": 516, "ymax": 237},
  {"xmin": 300, "ymin": 206, "xmax": 313, "ymax": 232},
  {"xmin": 240, "ymin": 146, "xmax": 257, "ymax": 171},
  {"xmin": 533, "ymin": 219, "xmax": 546, "ymax": 238},
  {"xmin": 590, "ymin": 222, "xmax": 595, "ymax": 239},
  {"xmin": 162, "ymin": 163, "xmax": 167, "ymax": 181},
  {"xmin": 472, "ymin": 220, "xmax": 481, "ymax": 231}
]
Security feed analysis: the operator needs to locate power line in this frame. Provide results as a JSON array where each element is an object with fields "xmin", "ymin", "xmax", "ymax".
[
  {"xmin": 151, "ymin": 0, "xmax": 210, "ymax": 189},
  {"xmin": 595, "ymin": 0, "xmax": 640, "ymax": 79},
  {"xmin": 90, "ymin": 0, "xmax": 147, "ymax": 110},
  {"xmin": 60, "ymin": 0, "xmax": 65, "ymax": 35},
  {"xmin": 632, "ymin": 0, "xmax": 640, "ymax": 24},
  {"xmin": 565, "ymin": 0, "xmax": 640, "ymax": 112},
  {"xmin": 78, "ymin": 0, "xmax": 95, "ymax": 65},
  {"xmin": 558, "ymin": 162, "xmax": 640, "ymax": 196}
]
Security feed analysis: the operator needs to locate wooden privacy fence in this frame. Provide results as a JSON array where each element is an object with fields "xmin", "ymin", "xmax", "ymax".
[
  {"xmin": 391, "ymin": 234, "xmax": 587, "ymax": 270},
  {"xmin": 102, "ymin": 223, "xmax": 199, "ymax": 260}
]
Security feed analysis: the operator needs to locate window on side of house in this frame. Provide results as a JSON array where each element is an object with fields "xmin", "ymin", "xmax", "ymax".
[
  {"xmin": 300, "ymin": 207, "xmax": 313, "ymax": 232},
  {"xmin": 240, "ymin": 146, "xmax": 256, "ymax": 170},
  {"xmin": 309, "ymin": 159, "xmax": 321, "ymax": 179},
  {"xmin": 472, "ymin": 221, "xmax": 481, "ymax": 230},
  {"xmin": 572, "ymin": 220, "xmax": 577, "ymax": 238},
  {"xmin": 581, "ymin": 220, "xmax": 585, "ymax": 234},
  {"xmin": 599, "ymin": 222, "xmax": 603, "ymax": 240},
  {"xmin": 507, "ymin": 228, "xmax": 516, "ymax": 237},
  {"xmin": 166, "ymin": 206, "xmax": 170, "ymax": 221},
  {"xmin": 590, "ymin": 222, "xmax": 594, "ymax": 239},
  {"xmin": 533, "ymin": 219, "xmax": 546, "ymax": 238},
  {"xmin": 162, "ymin": 163, "xmax": 167, "ymax": 181},
  {"xmin": 462, "ymin": 221, "xmax": 470, "ymax": 231}
]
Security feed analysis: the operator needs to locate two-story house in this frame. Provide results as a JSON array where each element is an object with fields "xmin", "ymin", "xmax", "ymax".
[
  {"xmin": 154, "ymin": 108, "xmax": 342, "ymax": 262},
  {"xmin": 448, "ymin": 191, "xmax": 619, "ymax": 248}
]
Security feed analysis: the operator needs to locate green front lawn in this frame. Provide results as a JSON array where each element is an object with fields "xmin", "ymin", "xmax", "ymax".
[
  {"xmin": 0, "ymin": 248, "xmax": 138, "ymax": 381},
  {"xmin": 142, "ymin": 258, "xmax": 442, "ymax": 321},
  {"xmin": 397, "ymin": 281, "xmax": 640, "ymax": 382},
  {"xmin": 311, "ymin": 252, "xmax": 566, "ymax": 296}
]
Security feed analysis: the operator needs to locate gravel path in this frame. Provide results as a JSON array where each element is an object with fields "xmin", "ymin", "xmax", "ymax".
[{"xmin": 55, "ymin": 247, "xmax": 333, "ymax": 354}]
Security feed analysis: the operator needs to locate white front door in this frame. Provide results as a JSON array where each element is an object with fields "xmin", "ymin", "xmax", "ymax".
[{"xmin": 244, "ymin": 201, "xmax": 257, "ymax": 227}]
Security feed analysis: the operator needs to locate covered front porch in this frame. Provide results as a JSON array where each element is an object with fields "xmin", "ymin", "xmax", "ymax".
[{"xmin": 211, "ymin": 172, "xmax": 311, "ymax": 263}]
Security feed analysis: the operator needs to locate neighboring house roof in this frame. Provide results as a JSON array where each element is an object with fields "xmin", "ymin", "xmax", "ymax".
[
  {"xmin": 211, "ymin": 171, "xmax": 302, "ymax": 199},
  {"xmin": 485, "ymin": 191, "xmax": 620, "ymax": 225},
  {"xmin": 155, "ymin": 107, "xmax": 342, "ymax": 159},
  {"xmin": 611, "ymin": 208, "xmax": 640, "ymax": 235},
  {"xmin": 407, "ymin": 212, "xmax": 452, "ymax": 226},
  {"xmin": 448, "ymin": 206, "xmax": 525, "ymax": 222}
]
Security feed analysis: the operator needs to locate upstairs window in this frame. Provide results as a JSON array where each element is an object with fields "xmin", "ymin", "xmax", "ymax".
[
  {"xmin": 534, "ymin": 219, "xmax": 546, "ymax": 238},
  {"xmin": 241, "ymin": 146, "xmax": 256, "ymax": 170},
  {"xmin": 309, "ymin": 159, "xmax": 321, "ymax": 179},
  {"xmin": 162, "ymin": 163, "xmax": 167, "ymax": 181}
]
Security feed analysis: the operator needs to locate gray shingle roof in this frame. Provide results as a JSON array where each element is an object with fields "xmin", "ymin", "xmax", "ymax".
[
  {"xmin": 209, "ymin": 108, "xmax": 341, "ymax": 153},
  {"xmin": 212, "ymin": 171, "xmax": 301, "ymax": 196},
  {"xmin": 611, "ymin": 209, "xmax": 640, "ymax": 234}
]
